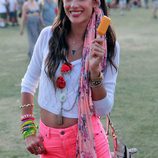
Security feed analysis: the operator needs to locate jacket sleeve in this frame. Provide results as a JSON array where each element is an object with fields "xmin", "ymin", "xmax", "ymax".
[
  {"xmin": 93, "ymin": 41, "xmax": 120, "ymax": 117},
  {"xmin": 21, "ymin": 27, "xmax": 50, "ymax": 95}
]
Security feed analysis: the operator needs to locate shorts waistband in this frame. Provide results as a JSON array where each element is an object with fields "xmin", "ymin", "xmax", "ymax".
[
  {"xmin": 39, "ymin": 119, "xmax": 78, "ymax": 136},
  {"xmin": 39, "ymin": 115, "xmax": 101, "ymax": 137}
]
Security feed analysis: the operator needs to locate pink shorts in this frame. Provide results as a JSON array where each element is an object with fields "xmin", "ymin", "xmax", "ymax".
[{"xmin": 39, "ymin": 116, "xmax": 111, "ymax": 158}]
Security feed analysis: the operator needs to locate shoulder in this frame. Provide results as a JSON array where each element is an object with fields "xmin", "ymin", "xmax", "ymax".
[
  {"xmin": 36, "ymin": 26, "xmax": 52, "ymax": 49},
  {"xmin": 41, "ymin": 26, "xmax": 52, "ymax": 35},
  {"xmin": 40, "ymin": 26, "xmax": 53, "ymax": 39},
  {"xmin": 113, "ymin": 41, "xmax": 120, "ymax": 66},
  {"xmin": 115, "ymin": 41, "xmax": 120, "ymax": 55}
]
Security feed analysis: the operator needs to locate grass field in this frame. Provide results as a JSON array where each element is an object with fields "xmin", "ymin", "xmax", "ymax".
[{"xmin": 0, "ymin": 7, "xmax": 158, "ymax": 158}]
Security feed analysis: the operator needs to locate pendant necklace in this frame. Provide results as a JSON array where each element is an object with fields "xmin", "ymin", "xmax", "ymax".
[
  {"xmin": 55, "ymin": 62, "xmax": 77, "ymax": 125},
  {"xmin": 56, "ymin": 87, "xmax": 79, "ymax": 125},
  {"xmin": 71, "ymin": 43, "xmax": 83, "ymax": 56}
]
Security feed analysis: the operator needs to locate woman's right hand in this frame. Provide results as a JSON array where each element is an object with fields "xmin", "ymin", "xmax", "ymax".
[{"xmin": 25, "ymin": 134, "xmax": 47, "ymax": 155}]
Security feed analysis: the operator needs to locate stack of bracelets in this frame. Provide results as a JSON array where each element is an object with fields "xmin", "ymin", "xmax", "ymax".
[
  {"xmin": 20, "ymin": 104, "xmax": 38, "ymax": 139},
  {"xmin": 89, "ymin": 72, "xmax": 104, "ymax": 88}
]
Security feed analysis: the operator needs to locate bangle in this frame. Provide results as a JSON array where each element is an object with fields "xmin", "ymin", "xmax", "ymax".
[
  {"xmin": 23, "ymin": 128, "xmax": 36, "ymax": 139},
  {"xmin": 90, "ymin": 72, "xmax": 103, "ymax": 81},
  {"xmin": 21, "ymin": 120, "xmax": 34, "ymax": 128},
  {"xmin": 90, "ymin": 80, "xmax": 103, "ymax": 88},
  {"xmin": 20, "ymin": 104, "xmax": 34, "ymax": 109},
  {"xmin": 90, "ymin": 72, "xmax": 104, "ymax": 88},
  {"xmin": 20, "ymin": 119, "xmax": 38, "ymax": 139},
  {"xmin": 21, "ymin": 114, "xmax": 35, "ymax": 121}
]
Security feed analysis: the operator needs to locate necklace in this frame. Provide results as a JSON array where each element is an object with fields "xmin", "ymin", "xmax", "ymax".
[
  {"xmin": 70, "ymin": 44, "xmax": 83, "ymax": 55},
  {"xmin": 56, "ymin": 88, "xmax": 79, "ymax": 125},
  {"xmin": 55, "ymin": 62, "xmax": 79, "ymax": 125}
]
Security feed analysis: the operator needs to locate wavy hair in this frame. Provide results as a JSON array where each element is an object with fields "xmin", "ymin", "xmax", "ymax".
[{"xmin": 45, "ymin": 0, "xmax": 116, "ymax": 80}]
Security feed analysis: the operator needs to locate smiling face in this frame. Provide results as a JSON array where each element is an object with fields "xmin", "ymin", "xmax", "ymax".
[{"xmin": 63, "ymin": 0, "xmax": 97, "ymax": 26}]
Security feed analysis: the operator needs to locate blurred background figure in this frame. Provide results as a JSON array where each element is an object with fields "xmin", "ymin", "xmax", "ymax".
[
  {"xmin": 119, "ymin": 0, "xmax": 127, "ymax": 15},
  {"xmin": 8, "ymin": 0, "xmax": 18, "ymax": 26},
  {"xmin": 0, "ymin": 0, "xmax": 8, "ymax": 28},
  {"xmin": 152, "ymin": 0, "xmax": 158, "ymax": 18},
  {"xmin": 106, "ymin": 0, "xmax": 112, "ymax": 9},
  {"xmin": 39, "ymin": 0, "xmax": 57, "ymax": 26},
  {"xmin": 131, "ymin": 0, "xmax": 141, "ymax": 7},
  {"xmin": 20, "ymin": 0, "xmax": 42, "ymax": 59},
  {"xmin": 144, "ymin": 0, "xmax": 149, "ymax": 9},
  {"xmin": 16, "ymin": 0, "xmax": 25, "ymax": 18}
]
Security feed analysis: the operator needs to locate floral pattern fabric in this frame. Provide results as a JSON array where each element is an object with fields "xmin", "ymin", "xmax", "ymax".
[{"xmin": 76, "ymin": 7, "xmax": 107, "ymax": 158}]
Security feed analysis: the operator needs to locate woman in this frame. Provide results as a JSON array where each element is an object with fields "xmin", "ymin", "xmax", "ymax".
[
  {"xmin": 20, "ymin": 0, "xmax": 42, "ymax": 59},
  {"xmin": 20, "ymin": 0, "xmax": 120, "ymax": 157},
  {"xmin": 0, "ymin": 0, "xmax": 8, "ymax": 27},
  {"xmin": 152, "ymin": 0, "xmax": 158, "ymax": 19},
  {"xmin": 39, "ymin": 0, "xmax": 57, "ymax": 26}
]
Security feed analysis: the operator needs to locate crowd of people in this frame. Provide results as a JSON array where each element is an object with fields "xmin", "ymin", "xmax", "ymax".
[
  {"xmin": 108, "ymin": 0, "xmax": 158, "ymax": 17},
  {"xmin": 0, "ymin": 0, "xmax": 157, "ymax": 59},
  {"xmin": 0, "ymin": 0, "xmax": 57, "ymax": 28},
  {"xmin": 0, "ymin": 0, "xmax": 57, "ymax": 59}
]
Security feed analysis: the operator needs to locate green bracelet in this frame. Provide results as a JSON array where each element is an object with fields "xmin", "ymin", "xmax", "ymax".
[{"xmin": 22, "ymin": 128, "xmax": 36, "ymax": 139}]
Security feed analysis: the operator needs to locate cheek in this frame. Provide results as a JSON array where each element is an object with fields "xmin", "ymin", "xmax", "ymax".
[{"xmin": 63, "ymin": 4, "xmax": 70, "ymax": 15}]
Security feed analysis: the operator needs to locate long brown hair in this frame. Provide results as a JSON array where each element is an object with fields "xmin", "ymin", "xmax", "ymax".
[{"xmin": 45, "ymin": 0, "xmax": 116, "ymax": 80}]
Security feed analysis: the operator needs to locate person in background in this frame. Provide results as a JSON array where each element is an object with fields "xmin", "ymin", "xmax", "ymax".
[
  {"xmin": 20, "ymin": 0, "xmax": 120, "ymax": 157},
  {"xmin": 106, "ymin": 0, "xmax": 112, "ymax": 9},
  {"xmin": 144, "ymin": 0, "xmax": 148, "ymax": 9},
  {"xmin": 119, "ymin": 0, "xmax": 127, "ymax": 15},
  {"xmin": 39, "ymin": 0, "xmax": 57, "ymax": 26},
  {"xmin": 20, "ymin": 0, "xmax": 42, "ymax": 59},
  {"xmin": 8, "ymin": 0, "xmax": 18, "ymax": 26},
  {"xmin": 16, "ymin": 0, "xmax": 25, "ymax": 18},
  {"xmin": 152, "ymin": 0, "xmax": 158, "ymax": 18},
  {"xmin": 0, "ymin": 0, "xmax": 8, "ymax": 27}
]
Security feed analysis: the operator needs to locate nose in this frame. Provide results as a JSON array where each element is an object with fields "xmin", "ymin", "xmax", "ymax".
[{"xmin": 70, "ymin": 0, "xmax": 78, "ymax": 8}]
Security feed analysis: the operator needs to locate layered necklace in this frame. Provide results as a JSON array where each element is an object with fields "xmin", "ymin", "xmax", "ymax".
[
  {"xmin": 55, "ymin": 63, "xmax": 75, "ymax": 125},
  {"xmin": 54, "ymin": 38, "xmax": 83, "ymax": 125}
]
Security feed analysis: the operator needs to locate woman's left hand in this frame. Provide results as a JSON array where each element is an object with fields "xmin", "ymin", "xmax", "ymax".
[{"xmin": 89, "ymin": 38, "xmax": 105, "ymax": 78}]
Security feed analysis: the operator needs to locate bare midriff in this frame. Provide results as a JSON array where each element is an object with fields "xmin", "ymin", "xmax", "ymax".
[{"xmin": 40, "ymin": 108, "xmax": 78, "ymax": 128}]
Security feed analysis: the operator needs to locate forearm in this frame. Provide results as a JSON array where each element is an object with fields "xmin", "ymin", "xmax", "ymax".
[
  {"xmin": 91, "ymin": 85, "xmax": 107, "ymax": 101},
  {"xmin": 21, "ymin": 92, "xmax": 34, "ymax": 115},
  {"xmin": 20, "ymin": 92, "xmax": 38, "ymax": 140},
  {"xmin": 90, "ymin": 70, "xmax": 107, "ymax": 101},
  {"xmin": 20, "ymin": 19, "xmax": 25, "ymax": 32}
]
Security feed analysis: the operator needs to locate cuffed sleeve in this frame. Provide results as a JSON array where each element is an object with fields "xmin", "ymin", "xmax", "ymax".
[
  {"xmin": 93, "ymin": 41, "xmax": 120, "ymax": 117},
  {"xmin": 21, "ymin": 27, "xmax": 51, "ymax": 95}
]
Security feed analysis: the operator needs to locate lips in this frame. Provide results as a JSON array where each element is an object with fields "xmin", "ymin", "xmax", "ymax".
[{"xmin": 70, "ymin": 11, "xmax": 82, "ymax": 17}]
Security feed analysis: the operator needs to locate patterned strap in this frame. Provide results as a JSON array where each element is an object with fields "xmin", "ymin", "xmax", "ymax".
[{"xmin": 106, "ymin": 115, "xmax": 118, "ymax": 153}]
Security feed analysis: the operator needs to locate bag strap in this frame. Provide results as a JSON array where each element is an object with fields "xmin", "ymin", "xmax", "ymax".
[
  {"xmin": 106, "ymin": 115, "xmax": 118, "ymax": 154},
  {"xmin": 106, "ymin": 115, "xmax": 138, "ymax": 158}
]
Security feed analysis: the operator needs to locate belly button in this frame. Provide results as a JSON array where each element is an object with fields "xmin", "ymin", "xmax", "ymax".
[{"xmin": 60, "ymin": 131, "xmax": 65, "ymax": 135}]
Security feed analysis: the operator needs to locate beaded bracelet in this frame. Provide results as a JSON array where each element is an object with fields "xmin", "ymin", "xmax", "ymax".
[
  {"xmin": 20, "ymin": 104, "xmax": 34, "ymax": 109},
  {"xmin": 21, "ymin": 114, "xmax": 35, "ymax": 121}
]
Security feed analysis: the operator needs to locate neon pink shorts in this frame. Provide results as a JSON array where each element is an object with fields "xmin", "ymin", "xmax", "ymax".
[{"xmin": 39, "ymin": 116, "xmax": 111, "ymax": 158}]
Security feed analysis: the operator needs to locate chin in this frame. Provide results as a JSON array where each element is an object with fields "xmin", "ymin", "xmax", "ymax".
[{"xmin": 69, "ymin": 18, "xmax": 89, "ymax": 25}]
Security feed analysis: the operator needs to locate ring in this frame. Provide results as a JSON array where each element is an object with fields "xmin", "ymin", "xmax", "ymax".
[{"xmin": 34, "ymin": 147, "xmax": 39, "ymax": 152}]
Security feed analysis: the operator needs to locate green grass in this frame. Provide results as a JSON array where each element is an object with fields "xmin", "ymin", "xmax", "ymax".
[{"xmin": 0, "ymin": 7, "xmax": 158, "ymax": 158}]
